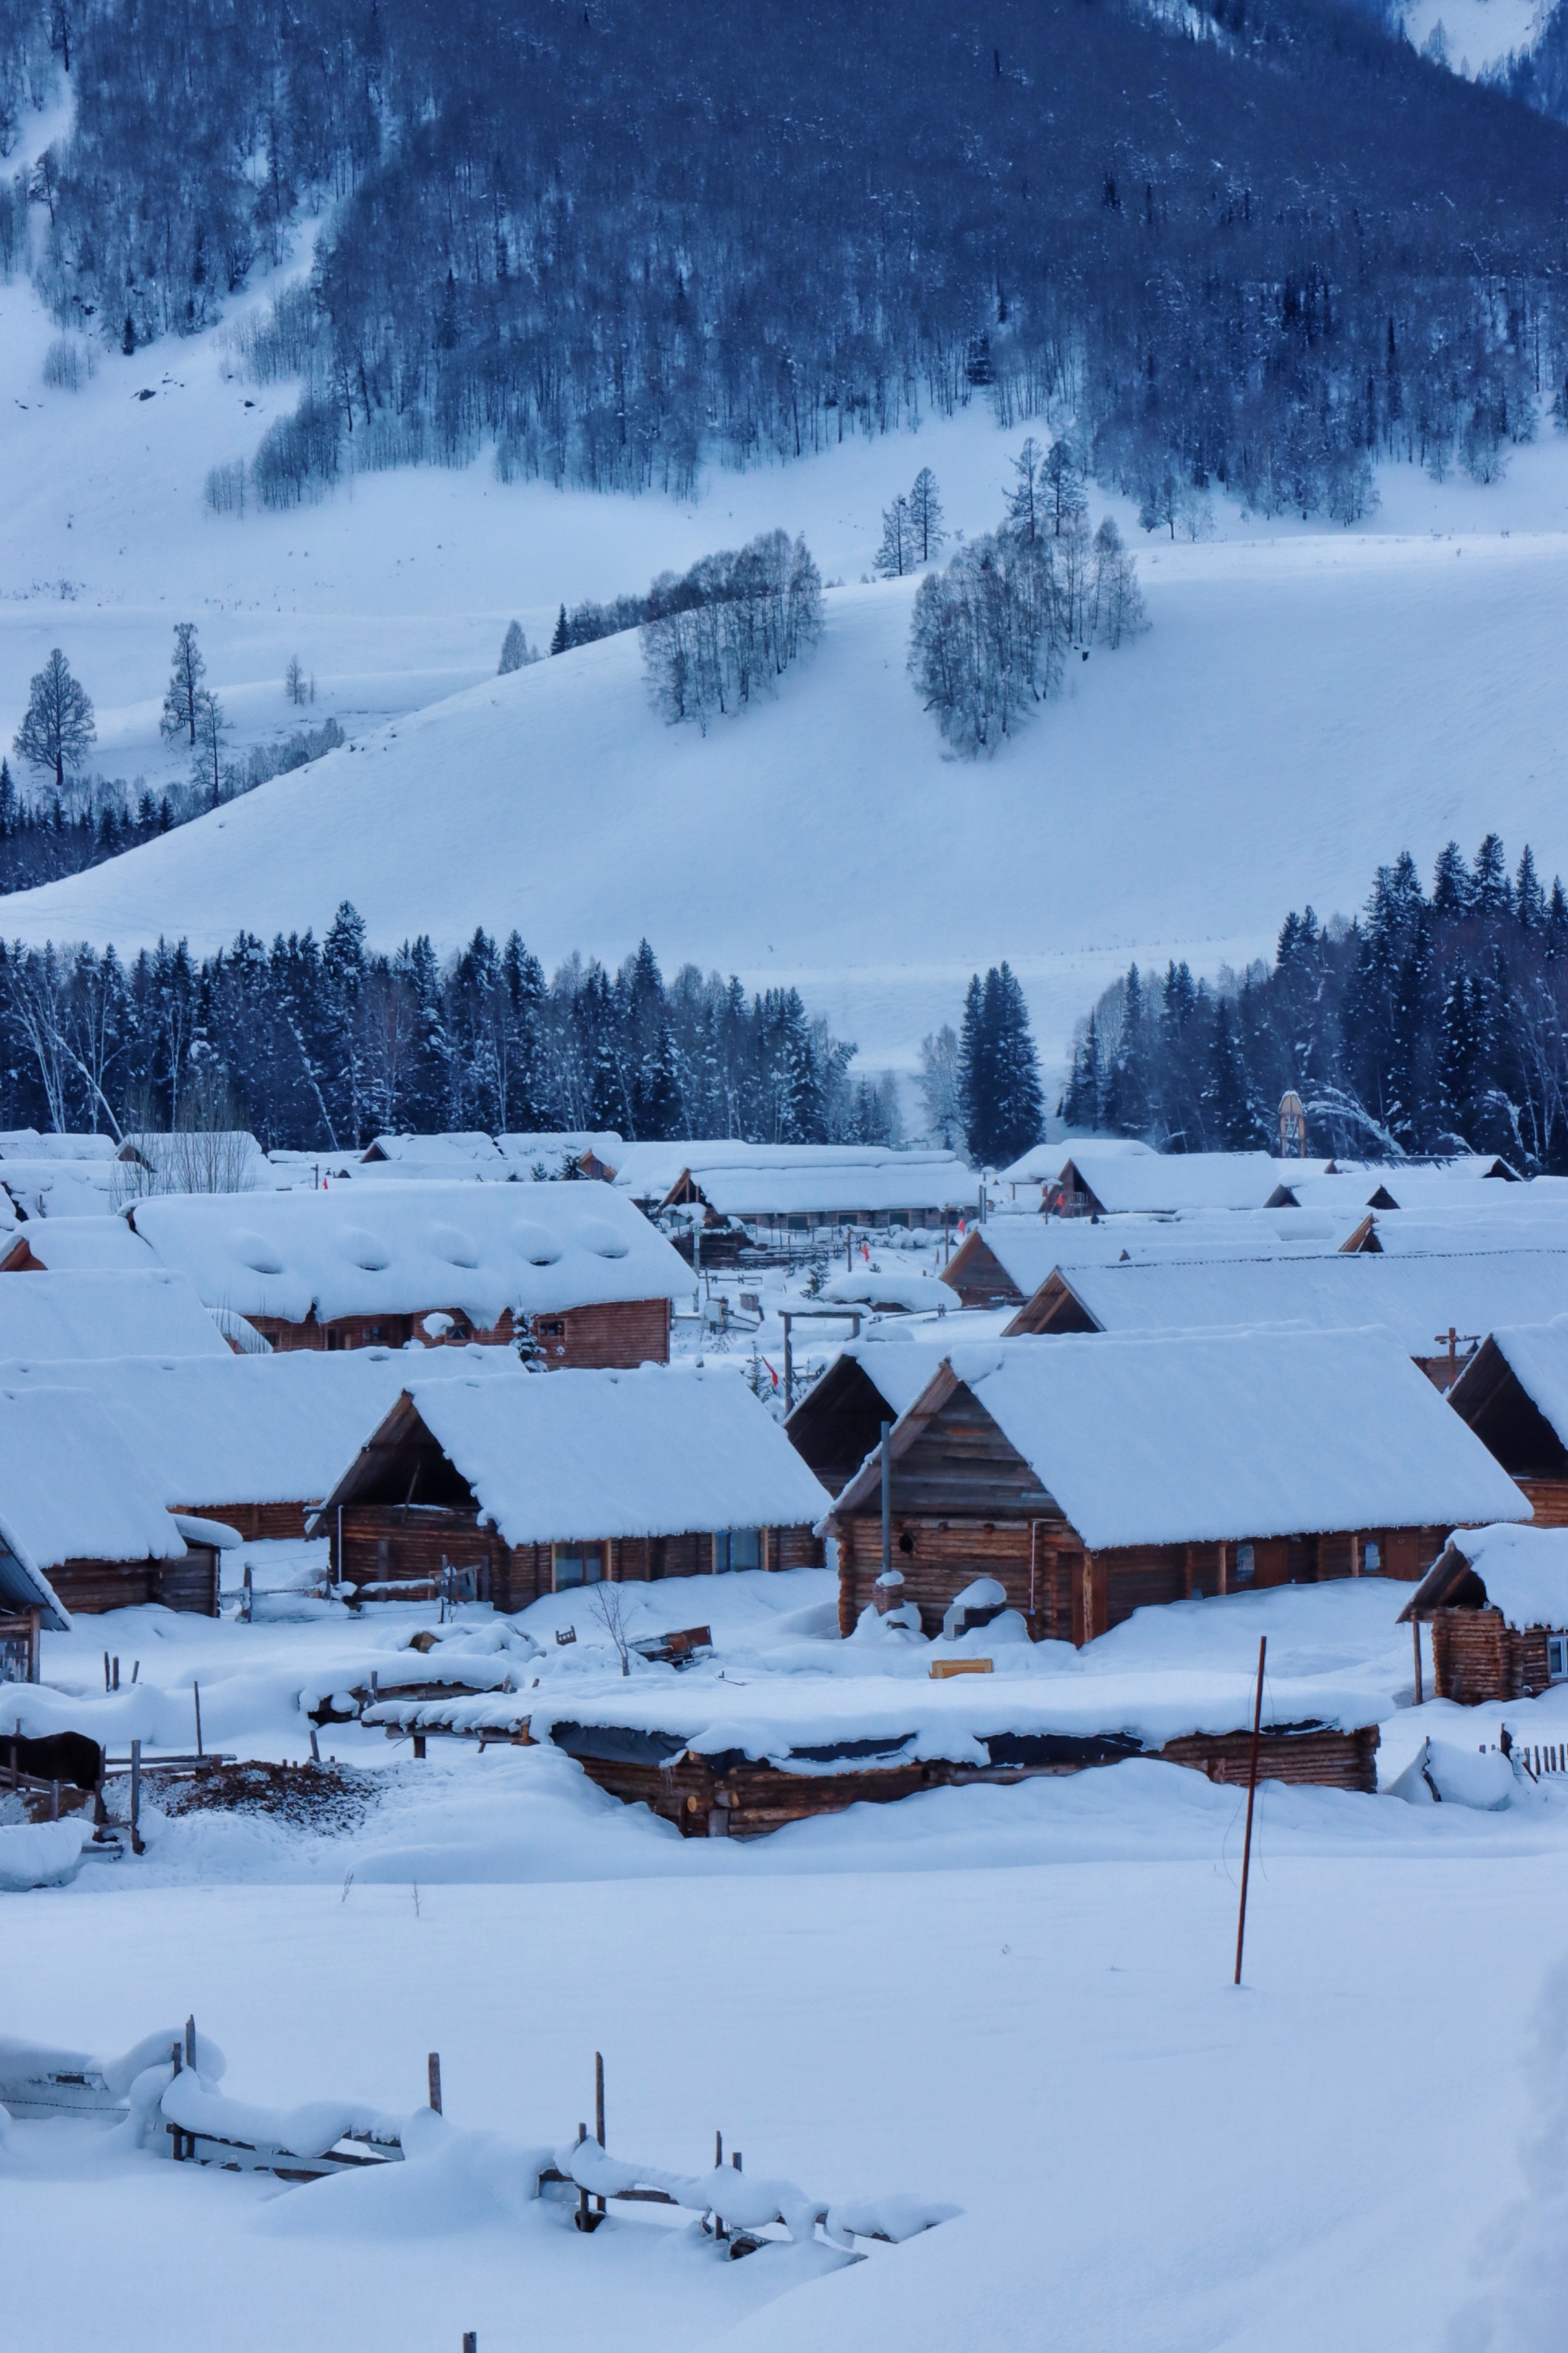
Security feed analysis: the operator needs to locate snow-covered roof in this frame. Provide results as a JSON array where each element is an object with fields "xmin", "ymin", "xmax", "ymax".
[
  {"xmin": 1348, "ymin": 1207, "xmax": 1568, "ymax": 1257},
  {"xmin": 1, "ymin": 1217, "xmax": 155, "ymax": 1273},
  {"xmin": 435, "ymin": 1657, "xmax": 1385, "ymax": 1765},
  {"xmin": 819, "ymin": 1267, "xmax": 960, "ymax": 1314},
  {"xmin": 690, "ymin": 1156, "xmax": 978, "ymax": 1217},
  {"xmin": 0, "ymin": 1384, "xmax": 187, "ymax": 1595},
  {"xmin": 1030, "ymin": 1251, "xmax": 1568, "ymax": 1359},
  {"xmin": 325, "ymin": 1363, "xmax": 831, "ymax": 1545},
  {"xmin": 611, "ymin": 1140, "xmax": 975, "ymax": 1202},
  {"xmin": 1399, "ymin": 1524, "xmax": 1568, "ymax": 1631},
  {"xmin": 1273, "ymin": 1159, "xmax": 1524, "ymax": 1212},
  {"xmin": 0, "ymin": 1346, "xmax": 527, "ymax": 1509},
  {"xmin": 361, "ymin": 1133, "xmax": 505, "ymax": 1166},
  {"xmin": 1056, "ymin": 1149, "xmax": 1280, "ymax": 1214},
  {"xmin": 0, "ymin": 1131, "xmax": 118, "ymax": 1163},
  {"xmin": 843, "ymin": 1330, "xmax": 1527, "ymax": 1551},
  {"xmin": 126, "ymin": 1181, "xmax": 690, "ymax": 1326},
  {"xmin": 0, "ymin": 1160, "xmax": 114, "ymax": 1219},
  {"xmin": 949, "ymin": 1207, "xmax": 1361, "ymax": 1307},
  {"xmin": 997, "ymin": 1138, "xmax": 1153, "ymax": 1186},
  {"xmin": 0, "ymin": 1269, "xmax": 230, "ymax": 1362}
]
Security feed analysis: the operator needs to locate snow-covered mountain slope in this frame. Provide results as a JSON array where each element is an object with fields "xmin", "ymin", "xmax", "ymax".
[
  {"xmin": 7, "ymin": 522, "xmax": 1568, "ymax": 1071},
  {"xmin": 8, "ymin": 245, "xmax": 1568, "ymax": 1072}
]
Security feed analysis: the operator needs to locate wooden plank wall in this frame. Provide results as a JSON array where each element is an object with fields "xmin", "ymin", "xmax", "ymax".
[
  {"xmin": 248, "ymin": 1297, "xmax": 670, "ymax": 1364},
  {"xmin": 551, "ymin": 1298, "xmax": 671, "ymax": 1370},
  {"xmin": 1516, "ymin": 1476, "xmax": 1568, "ymax": 1529},
  {"xmin": 49, "ymin": 1549, "xmax": 219, "ymax": 1616},
  {"xmin": 338, "ymin": 1509, "xmax": 820, "ymax": 1608},
  {"xmin": 1160, "ymin": 1725, "xmax": 1379, "ymax": 1794},
  {"xmin": 176, "ymin": 1499, "xmax": 312, "ymax": 1541},
  {"xmin": 835, "ymin": 1511, "xmax": 1034, "ymax": 1636}
]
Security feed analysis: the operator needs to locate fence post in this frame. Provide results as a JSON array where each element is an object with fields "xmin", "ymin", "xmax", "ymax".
[
  {"xmin": 1233, "ymin": 1635, "xmax": 1267, "ymax": 1988},
  {"xmin": 427, "ymin": 2052, "xmax": 442, "ymax": 2114}
]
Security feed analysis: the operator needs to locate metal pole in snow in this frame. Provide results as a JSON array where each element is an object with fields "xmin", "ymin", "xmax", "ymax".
[
  {"xmin": 193, "ymin": 1681, "xmax": 203, "ymax": 1758},
  {"xmin": 1233, "ymin": 1635, "xmax": 1267, "ymax": 1988},
  {"xmin": 880, "ymin": 1421, "xmax": 893, "ymax": 1586},
  {"xmin": 1412, "ymin": 1616, "xmax": 1424, "ymax": 1707}
]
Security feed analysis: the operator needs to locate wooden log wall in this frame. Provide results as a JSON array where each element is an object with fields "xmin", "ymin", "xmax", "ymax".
[
  {"xmin": 247, "ymin": 1297, "xmax": 670, "ymax": 1364},
  {"xmin": 1431, "ymin": 1608, "xmax": 1556, "ymax": 1702},
  {"xmin": 567, "ymin": 1721, "xmax": 1381, "ymax": 1833},
  {"xmin": 48, "ymin": 1548, "xmax": 219, "ymax": 1616},
  {"xmin": 1516, "ymin": 1477, "xmax": 1568, "ymax": 1529},
  {"xmin": 544, "ymin": 1298, "xmax": 672, "ymax": 1370},
  {"xmin": 338, "ymin": 1511, "xmax": 819, "ymax": 1609}
]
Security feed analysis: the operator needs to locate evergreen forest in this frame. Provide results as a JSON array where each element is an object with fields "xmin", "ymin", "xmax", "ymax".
[{"xmin": 1062, "ymin": 837, "xmax": 1568, "ymax": 1168}]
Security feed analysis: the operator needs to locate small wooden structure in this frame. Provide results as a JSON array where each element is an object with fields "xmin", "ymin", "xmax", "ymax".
[
  {"xmin": 1397, "ymin": 1525, "xmax": 1568, "ymax": 1703},
  {"xmin": 611, "ymin": 1143, "xmax": 978, "ymax": 1235},
  {"xmin": 1447, "ymin": 1325, "xmax": 1568, "ymax": 1527},
  {"xmin": 828, "ymin": 1331, "xmax": 1527, "ymax": 1642},
  {"xmin": 1043, "ymin": 1149, "xmax": 1278, "ymax": 1219},
  {"xmin": 126, "ymin": 1183, "xmax": 688, "ymax": 1364},
  {"xmin": 311, "ymin": 1364, "xmax": 828, "ymax": 1604},
  {"xmin": 0, "ymin": 1388, "xmax": 220, "ymax": 1618}
]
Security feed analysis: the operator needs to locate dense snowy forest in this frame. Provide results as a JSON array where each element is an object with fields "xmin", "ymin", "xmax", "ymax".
[
  {"xmin": 0, "ymin": 913, "xmax": 898, "ymax": 1154},
  {"xmin": 1063, "ymin": 837, "xmax": 1568, "ymax": 1168},
  {"xmin": 5, "ymin": 0, "xmax": 1568, "ymax": 520}
]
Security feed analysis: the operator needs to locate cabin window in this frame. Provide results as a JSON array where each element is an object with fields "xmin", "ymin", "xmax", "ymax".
[
  {"xmin": 553, "ymin": 1544, "xmax": 604, "ymax": 1590},
  {"xmin": 538, "ymin": 1319, "xmax": 565, "ymax": 1340},
  {"xmin": 716, "ymin": 1528, "xmax": 762, "ymax": 1572},
  {"xmin": 1549, "ymin": 1635, "xmax": 1568, "ymax": 1684},
  {"xmin": 1363, "ymin": 1540, "xmax": 1381, "ymax": 1574},
  {"xmin": 1234, "ymin": 1543, "xmax": 1255, "ymax": 1587},
  {"xmin": 788, "ymin": 1215, "xmax": 809, "ymax": 1232}
]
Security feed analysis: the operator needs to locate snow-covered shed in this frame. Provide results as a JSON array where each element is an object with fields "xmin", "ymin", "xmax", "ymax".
[
  {"xmin": 312, "ymin": 1364, "xmax": 829, "ymax": 1605},
  {"xmin": 0, "ymin": 1346, "xmax": 526, "ymax": 1540},
  {"xmin": 612, "ymin": 1142, "xmax": 980, "ymax": 1232},
  {"xmin": 126, "ymin": 1182, "xmax": 688, "ymax": 1362},
  {"xmin": 0, "ymin": 1385, "xmax": 220, "ymax": 1618},
  {"xmin": 830, "ymin": 1330, "xmax": 1527, "ymax": 1642},
  {"xmin": 0, "ymin": 1131, "xmax": 118, "ymax": 1162},
  {"xmin": 996, "ymin": 1138, "xmax": 1153, "ymax": 1197},
  {"xmin": 1396, "ymin": 1524, "xmax": 1568, "ymax": 1703},
  {"xmin": 0, "ymin": 1159, "xmax": 119, "ymax": 1219},
  {"xmin": 1006, "ymin": 1251, "xmax": 1568, "ymax": 1386},
  {"xmin": 1447, "ymin": 1320, "xmax": 1568, "ymax": 1528},
  {"xmin": 0, "ymin": 1269, "xmax": 229, "ymax": 1363}
]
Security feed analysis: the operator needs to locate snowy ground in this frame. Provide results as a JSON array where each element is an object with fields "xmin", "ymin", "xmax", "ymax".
[
  {"xmin": 6, "ymin": 1566, "xmax": 1568, "ymax": 2352},
  {"xmin": 7, "ymin": 225, "xmax": 1568, "ymax": 1074}
]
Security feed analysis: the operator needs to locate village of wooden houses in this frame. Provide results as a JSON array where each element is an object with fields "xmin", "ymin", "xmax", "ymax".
[{"xmin": 10, "ymin": 1112, "xmax": 1568, "ymax": 2346}]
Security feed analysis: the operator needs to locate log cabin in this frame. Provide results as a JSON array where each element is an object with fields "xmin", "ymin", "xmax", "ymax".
[
  {"xmin": 126, "ymin": 1182, "xmax": 688, "ymax": 1362},
  {"xmin": 0, "ymin": 1268, "xmax": 230, "ymax": 1361},
  {"xmin": 364, "ymin": 1665, "xmax": 1381, "ymax": 1832},
  {"xmin": 311, "ymin": 1363, "xmax": 830, "ymax": 1604},
  {"xmin": 829, "ymin": 1331, "xmax": 1528, "ymax": 1643},
  {"xmin": 786, "ymin": 1335, "xmax": 1012, "ymax": 1498},
  {"xmin": 0, "ymin": 1346, "xmax": 525, "ymax": 1542},
  {"xmin": 938, "ymin": 1209, "xmax": 1359, "ymax": 1309},
  {"xmin": 1001, "ymin": 1253, "xmax": 1568, "ymax": 1388},
  {"xmin": 1396, "ymin": 1524, "xmax": 1568, "ymax": 1703},
  {"xmin": 1044, "ymin": 1148, "xmax": 1278, "ymax": 1219},
  {"xmin": 1446, "ymin": 1324, "xmax": 1568, "ymax": 1528},
  {"xmin": 611, "ymin": 1142, "xmax": 979, "ymax": 1235},
  {"xmin": 0, "ymin": 1386, "xmax": 222, "ymax": 1619}
]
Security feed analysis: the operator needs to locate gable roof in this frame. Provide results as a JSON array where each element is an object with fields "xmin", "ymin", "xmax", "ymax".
[
  {"xmin": 1341, "ymin": 1207, "xmax": 1568, "ymax": 1257},
  {"xmin": 0, "ymin": 1385, "xmax": 188, "ymax": 1626},
  {"xmin": 361, "ymin": 1133, "xmax": 504, "ymax": 1166},
  {"xmin": 1396, "ymin": 1523, "xmax": 1568, "ymax": 1631},
  {"xmin": 610, "ymin": 1140, "xmax": 976, "ymax": 1209},
  {"xmin": 1448, "ymin": 1320, "xmax": 1568, "ymax": 1454},
  {"xmin": 0, "ymin": 1346, "xmax": 527, "ymax": 1509},
  {"xmin": 318, "ymin": 1363, "xmax": 830, "ymax": 1546},
  {"xmin": 0, "ymin": 1269, "xmax": 229, "ymax": 1362},
  {"xmin": 1054, "ymin": 1149, "xmax": 1279, "ymax": 1215},
  {"xmin": 1012, "ymin": 1252, "xmax": 1568, "ymax": 1360},
  {"xmin": 126, "ymin": 1181, "xmax": 690, "ymax": 1327},
  {"xmin": 997, "ymin": 1138, "xmax": 1155, "ymax": 1186},
  {"xmin": 834, "ymin": 1330, "xmax": 1528, "ymax": 1551}
]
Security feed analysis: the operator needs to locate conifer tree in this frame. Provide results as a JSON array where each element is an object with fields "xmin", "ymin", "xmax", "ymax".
[
  {"xmin": 908, "ymin": 468, "xmax": 945, "ymax": 562},
  {"xmin": 160, "ymin": 623, "xmax": 207, "ymax": 748},
  {"xmin": 550, "ymin": 603, "xmax": 569, "ymax": 655}
]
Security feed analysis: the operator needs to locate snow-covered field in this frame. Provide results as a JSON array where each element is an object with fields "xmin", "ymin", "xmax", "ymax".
[
  {"xmin": 6, "ymin": 232, "xmax": 1568, "ymax": 1072},
  {"xmin": 6, "ymin": 1567, "xmax": 1568, "ymax": 2353}
]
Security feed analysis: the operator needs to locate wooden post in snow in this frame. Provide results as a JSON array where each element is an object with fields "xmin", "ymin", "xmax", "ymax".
[
  {"xmin": 880, "ymin": 1421, "xmax": 892, "ymax": 1587},
  {"xmin": 1233, "ymin": 1635, "xmax": 1267, "ymax": 1988},
  {"xmin": 130, "ymin": 1737, "xmax": 142, "ymax": 1853},
  {"xmin": 193, "ymin": 1681, "xmax": 203, "ymax": 1759},
  {"xmin": 1413, "ymin": 1616, "xmax": 1424, "ymax": 1708},
  {"xmin": 427, "ymin": 2052, "xmax": 442, "ymax": 2114}
]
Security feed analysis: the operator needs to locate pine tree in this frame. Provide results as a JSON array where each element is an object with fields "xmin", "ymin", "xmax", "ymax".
[
  {"xmin": 908, "ymin": 467, "xmax": 946, "ymax": 562},
  {"xmin": 1060, "ymin": 1015, "xmax": 1101, "ymax": 1129},
  {"xmin": 989, "ymin": 963, "xmax": 1044, "ymax": 1163},
  {"xmin": 1438, "ymin": 968, "xmax": 1483, "ymax": 1136},
  {"xmin": 1516, "ymin": 845, "xmax": 1547, "ymax": 932},
  {"xmin": 1471, "ymin": 831, "xmax": 1512, "ymax": 922},
  {"xmin": 1203, "ymin": 998, "xmax": 1253, "ymax": 1146},
  {"xmin": 957, "ymin": 974, "xmax": 992, "ymax": 1165},
  {"xmin": 550, "ymin": 603, "xmax": 569, "ymax": 655},
  {"xmin": 1432, "ymin": 839, "xmax": 1471, "ymax": 918}
]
